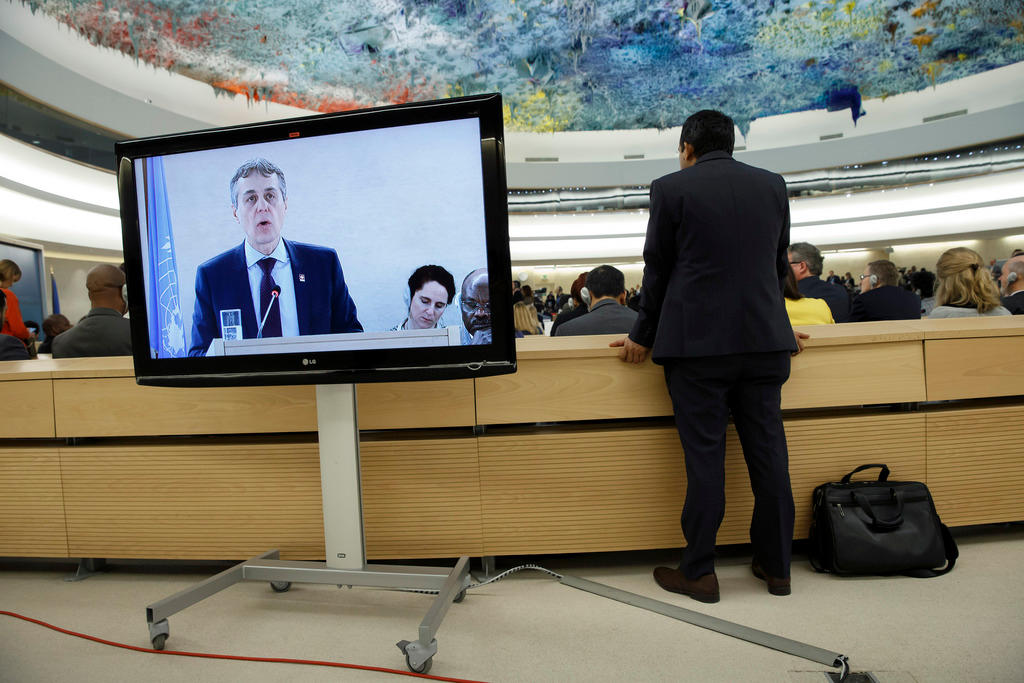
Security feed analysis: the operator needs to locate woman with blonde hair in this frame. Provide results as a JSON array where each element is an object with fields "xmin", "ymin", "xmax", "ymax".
[
  {"xmin": 929, "ymin": 247, "xmax": 1011, "ymax": 318},
  {"xmin": 512, "ymin": 284, "xmax": 543, "ymax": 335}
]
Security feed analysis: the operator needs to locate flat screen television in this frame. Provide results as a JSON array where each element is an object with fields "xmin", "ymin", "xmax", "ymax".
[{"xmin": 116, "ymin": 93, "xmax": 515, "ymax": 386}]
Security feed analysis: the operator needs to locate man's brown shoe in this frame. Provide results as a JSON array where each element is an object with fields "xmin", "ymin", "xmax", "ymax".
[
  {"xmin": 653, "ymin": 566, "xmax": 720, "ymax": 603},
  {"xmin": 751, "ymin": 560, "xmax": 791, "ymax": 596}
]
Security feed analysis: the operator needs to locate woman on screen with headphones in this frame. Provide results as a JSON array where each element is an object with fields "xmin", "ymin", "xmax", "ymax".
[{"xmin": 929, "ymin": 247, "xmax": 1011, "ymax": 318}]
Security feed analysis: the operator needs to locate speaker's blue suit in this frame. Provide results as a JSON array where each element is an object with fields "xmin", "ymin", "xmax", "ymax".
[{"xmin": 188, "ymin": 239, "xmax": 362, "ymax": 356}]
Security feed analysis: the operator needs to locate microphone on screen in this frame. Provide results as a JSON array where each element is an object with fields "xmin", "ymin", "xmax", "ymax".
[{"xmin": 257, "ymin": 286, "xmax": 282, "ymax": 339}]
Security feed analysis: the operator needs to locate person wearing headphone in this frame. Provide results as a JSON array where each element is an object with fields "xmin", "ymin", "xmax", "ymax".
[
  {"xmin": 999, "ymin": 254, "xmax": 1024, "ymax": 315},
  {"xmin": 51, "ymin": 264, "xmax": 132, "ymax": 358},
  {"xmin": 548, "ymin": 272, "xmax": 590, "ymax": 337},
  {"xmin": 848, "ymin": 260, "xmax": 922, "ymax": 322}
]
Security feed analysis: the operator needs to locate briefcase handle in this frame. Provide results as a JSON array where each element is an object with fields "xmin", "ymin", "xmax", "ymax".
[
  {"xmin": 840, "ymin": 463, "xmax": 890, "ymax": 484},
  {"xmin": 853, "ymin": 489, "xmax": 904, "ymax": 530}
]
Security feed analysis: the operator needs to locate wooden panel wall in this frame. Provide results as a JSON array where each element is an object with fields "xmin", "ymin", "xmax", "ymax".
[
  {"xmin": 60, "ymin": 440, "xmax": 325, "ymax": 560},
  {"xmin": 356, "ymin": 380, "xmax": 476, "ymax": 430},
  {"xmin": 476, "ymin": 412, "xmax": 928, "ymax": 556},
  {"xmin": 53, "ymin": 379, "xmax": 317, "ymax": 437},
  {"xmin": 784, "ymin": 412, "xmax": 927, "ymax": 538},
  {"xmin": 925, "ymin": 337, "xmax": 1024, "ymax": 401},
  {"xmin": 476, "ymin": 357, "xmax": 671, "ymax": 425},
  {"xmin": 0, "ymin": 446, "xmax": 68, "ymax": 557},
  {"xmin": 478, "ymin": 426, "xmax": 684, "ymax": 555},
  {"xmin": 782, "ymin": 342, "xmax": 926, "ymax": 409},
  {"xmin": 0, "ymin": 380, "xmax": 55, "ymax": 438},
  {"xmin": 360, "ymin": 437, "xmax": 483, "ymax": 558},
  {"xmin": 926, "ymin": 405, "xmax": 1024, "ymax": 526}
]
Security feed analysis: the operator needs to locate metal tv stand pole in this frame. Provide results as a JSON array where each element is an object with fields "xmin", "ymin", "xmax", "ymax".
[{"xmin": 144, "ymin": 384, "xmax": 471, "ymax": 674}]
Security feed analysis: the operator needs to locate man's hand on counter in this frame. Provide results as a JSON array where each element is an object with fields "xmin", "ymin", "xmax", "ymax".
[
  {"xmin": 610, "ymin": 337, "xmax": 651, "ymax": 364},
  {"xmin": 793, "ymin": 329, "xmax": 810, "ymax": 356}
]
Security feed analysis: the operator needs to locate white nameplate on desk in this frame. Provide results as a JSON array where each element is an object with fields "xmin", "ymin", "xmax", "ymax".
[{"xmin": 206, "ymin": 327, "xmax": 461, "ymax": 356}]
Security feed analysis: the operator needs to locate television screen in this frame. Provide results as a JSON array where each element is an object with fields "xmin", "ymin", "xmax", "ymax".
[{"xmin": 116, "ymin": 93, "xmax": 514, "ymax": 386}]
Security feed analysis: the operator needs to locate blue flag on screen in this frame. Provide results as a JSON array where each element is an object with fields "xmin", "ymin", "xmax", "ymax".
[
  {"xmin": 144, "ymin": 157, "xmax": 186, "ymax": 358},
  {"xmin": 50, "ymin": 269, "xmax": 60, "ymax": 315}
]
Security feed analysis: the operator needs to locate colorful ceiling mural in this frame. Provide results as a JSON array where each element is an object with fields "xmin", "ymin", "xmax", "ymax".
[{"xmin": 20, "ymin": 0, "xmax": 1024, "ymax": 133}]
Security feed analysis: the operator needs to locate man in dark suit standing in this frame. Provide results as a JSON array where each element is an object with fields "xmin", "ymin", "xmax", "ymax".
[
  {"xmin": 788, "ymin": 242, "xmax": 851, "ymax": 322},
  {"xmin": 614, "ymin": 110, "xmax": 805, "ymax": 603},
  {"xmin": 188, "ymin": 158, "xmax": 362, "ymax": 356},
  {"xmin": 848, "ymin": 260, "xmax": 921, "ymax": 322},
  {"xmin": 554, "ymin": 265, "xmax": 637, "ymax": 336}
]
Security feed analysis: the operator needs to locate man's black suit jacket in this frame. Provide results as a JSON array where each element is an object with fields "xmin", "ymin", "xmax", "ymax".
[
  {"xmin": 1001, "ymin": 291, "xmax": 1024, "ymax": 315},
  {"xmin": 629, "ymin": 151, "xmax": 796, "ymax": 360},
  {"xmin": 798, "ymin": 276, "xmax": 851, "ymax": 323},
  {"xmin": 848, "ymin": 286, "xmax": 921, "ymax": 322}
]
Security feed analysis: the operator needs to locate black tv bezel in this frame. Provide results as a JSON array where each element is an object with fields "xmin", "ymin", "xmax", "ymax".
[{"xmin": 116, "ymin": 93, "xmax": 515, "ymax": 387}]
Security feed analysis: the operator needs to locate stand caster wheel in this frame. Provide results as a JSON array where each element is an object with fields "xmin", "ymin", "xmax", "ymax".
[
  {"xmin": 151, "ymin": 633, "xmax": 167, "ymax": 650},
  {"xmin": 453, "ymin": 589, "xmax": 466, "ymax": 603},
  {"xmin": 406, "ymin": 654, "xmax": 432, "ymax": 674},
  {"xmin": 270, "ymin": 581, "xmax": 291, "ymax": 593}
]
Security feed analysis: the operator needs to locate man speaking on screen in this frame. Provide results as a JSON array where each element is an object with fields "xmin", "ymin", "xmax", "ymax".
[{"xmin": 188, "ymin": 158, "xmax": 362, "ymax": 356}]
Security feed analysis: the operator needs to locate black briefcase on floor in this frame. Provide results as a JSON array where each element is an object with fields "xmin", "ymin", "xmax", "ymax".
[{"xmin": 808, "ymin": 464, "xmax": 958, "ymax": 577}]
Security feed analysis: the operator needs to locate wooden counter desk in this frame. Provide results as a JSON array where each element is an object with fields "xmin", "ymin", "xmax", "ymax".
[{"xmin": 0, "ymin": 317, "xmax": 1021, "ymax": 561}]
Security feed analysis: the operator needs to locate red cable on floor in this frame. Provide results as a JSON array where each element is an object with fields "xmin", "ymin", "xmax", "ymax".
[{"xmin": 0, "ymin": 610, "xmax": 488, "ymax": 683}]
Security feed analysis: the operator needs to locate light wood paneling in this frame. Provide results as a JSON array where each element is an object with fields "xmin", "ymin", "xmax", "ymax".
[
  {"xmin": 476, "ymin": 357, "xmax": 671, "ymax": 425},
  {"xmin": 914, "ymin": 316, "xmax": 1024, "ymax": 339},
  {"xmin": 478, "ymin": 427, "xmax": 685, "ymax": 555},
  {"xmin": 477, "ymin": 413, "xmax": 927, "ymax": 556},
  {"xmin": 0, "ymin": 447, "xmax": 67, "ymax": 557},
  {"xmin": 925, "ymin": 337, "xmax": 1024, "ymax": 401},
  {"xmin": 784, "ymin": 412, "xmax": 927, "ymax": 539},
  {"xmin": 356, "ymin": 380, "xmax": 476, "ymax": 430},
  {"xmin": 53, "ymin": 378, "xmax": 318, "ymax": 437},
  {"xmin": 60, "ymin": 441, "xmax": 325, "ymax": 560},
  {"xmin": 783, "ymin": 341, "xmax": 926, "ymax": 409},
  {"xmin": 926, "ymin": 405, "xmax": 1024, "ymax": 526},
  {"xmin": 360, "ymin": 437, "xmax": 483, "ymax": 558},
  {"xmin": 0, "ymin": 379, "xmax": 55, "ymax": 438}
]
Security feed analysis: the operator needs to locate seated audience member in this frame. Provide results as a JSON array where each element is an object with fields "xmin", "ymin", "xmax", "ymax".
[
  {"xmin": 391, "ymin": 265, "xmax": 455, "ymax": 331},
  {"xmin": 783, "ymin": 268, "xmax": 834, "ymax": 326},
  {"xmin": 0, "ymin": 288, "xmax": 30, "ymax": 361},
  {"xmin": 549, "ymin": 272, "xmax": 589, "ymax": 337},
  {"xmin": 0, "ymin": 259, "xmax": 31, "ymax": 345},
  {"xmin": 849, "ymin": 260, "xmax": 921, "ymax": 322},
  {"xmin": 38, "ymin": 314, "xmax": 73, "ymax": 354},
  {"xmin": 52, "ymin": 264, "xmax": 133, "ymax": 358},
  {"xmin": 554, "ymin": 265, "xmax": 638, "ymax": 336},
  {"xmin": 788, "ymin": 242, "xmax": 850, "ymax": 322},
  {"xmin": 910, "ymin": 266, "xmax": 937, "ymax": 316},
  {"xmin": 929, "ymin": 248, "xmax": 1011, "ymax": 318},
  {"xmin": 512, "ymin": 284, "xmax": 543, "ymax": 335},
  {"xmin": 1000, "ymin": 254, "xmax": 1024, "ymax": 315}
]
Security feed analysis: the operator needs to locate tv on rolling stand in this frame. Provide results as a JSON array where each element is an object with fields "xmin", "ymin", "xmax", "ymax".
[{"xmin": 116, "ymin": 93, "xmax": 515, "ymax": 388}]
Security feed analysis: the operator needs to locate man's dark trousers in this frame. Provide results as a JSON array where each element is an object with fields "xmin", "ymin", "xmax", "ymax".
[{"xmin": 664, "ymin": 350, "xmax": 795, "ymax": 580}]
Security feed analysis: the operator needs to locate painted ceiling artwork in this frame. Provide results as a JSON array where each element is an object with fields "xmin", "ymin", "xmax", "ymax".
[{"xmin": 21, "ymin": 0, "xmax": 1024, "ymax": 132}]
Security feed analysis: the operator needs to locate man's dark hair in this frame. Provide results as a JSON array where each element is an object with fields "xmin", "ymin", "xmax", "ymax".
[
  {"xmin": 788, "ymin": 242, "xmax": 825, "ymax": 277},
  {"xmin": 230, "ymin": 158, "xmax": 287, "ymax": 209},
  {"xmin": 680, "ymin": 110, "xmax": 735, "ymax": 158},
  {"xmin": 585, "ymin": 265, "xmax": 626, "ymax": 300},
  {"xmin": 867, "ymin": 260, "xmax": 899, "ymax": 287},
  {"xmin": 407, "ymin": 265, "xmax": 455, "ymax": 304}
]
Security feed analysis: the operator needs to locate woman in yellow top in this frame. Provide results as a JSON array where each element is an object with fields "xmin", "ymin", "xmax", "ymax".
[{"xmin": 784, "ymin": 268, "xmax": 834, "ymax": 325}]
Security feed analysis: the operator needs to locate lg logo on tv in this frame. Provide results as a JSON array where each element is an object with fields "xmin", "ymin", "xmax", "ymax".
[{"xmin": 302, "ymin": 358, "xmax": 317, "ymax": 366}]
